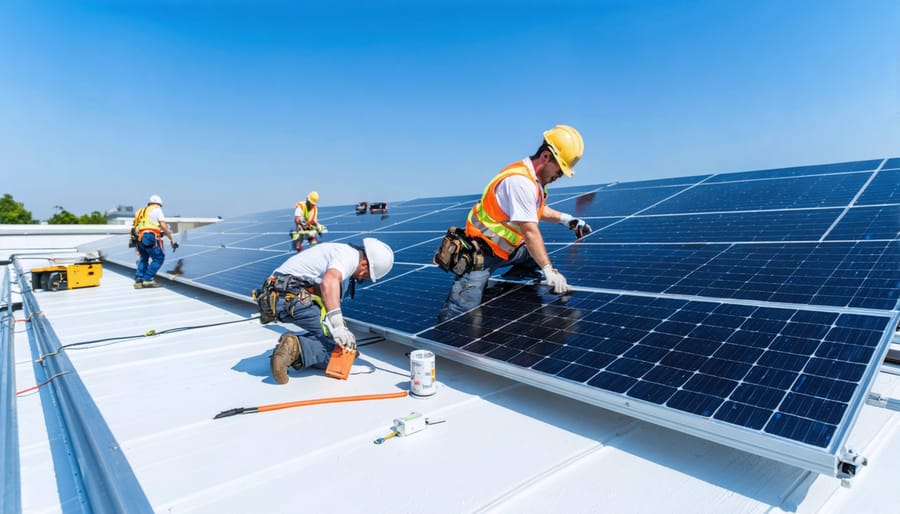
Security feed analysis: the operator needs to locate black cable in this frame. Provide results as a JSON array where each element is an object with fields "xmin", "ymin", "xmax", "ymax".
[
  {"xmin": 356, "ymin": 335, "xmax": 386, "ymax": 348},
  {"xmin": 37, "ymin": 315, "xmax": 260, "ymax": 360}
]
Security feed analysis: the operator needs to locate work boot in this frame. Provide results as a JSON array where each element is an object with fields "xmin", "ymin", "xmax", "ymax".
[
  {"xmin": 271, "ymin": 333, "xmax": 301, "ymax": 384},
  {"xmin": 142, "ymin": 280, "xmax": 160, "ymax": 288},
  {"xmin": 133, "ymin": 280, "xmax": 143, "ymax": 289}
]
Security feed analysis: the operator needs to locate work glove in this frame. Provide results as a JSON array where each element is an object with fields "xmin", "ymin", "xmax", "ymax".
[
  {"xmin": 541, "ymin": 264, "xmax": 570, "ymax": 294},
  {"xmin": 568, "ymin": 219, "xmax": 592, "ymax": 239},
  {"xmin": 171, "ymin": 241, "xmax": 180, "ymax": 251},
  {"xmin": 325, "ymin": 309, "xmax": 357, "ymax": 350},
  {"xmin": 559, "ymin": 213, "xmax": 592, "ymax": 239}
]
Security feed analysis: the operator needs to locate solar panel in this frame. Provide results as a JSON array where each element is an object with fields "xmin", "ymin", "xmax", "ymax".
[{"xmin": 90, "ymin": 157, "xmax": 900, "ymax": 477}]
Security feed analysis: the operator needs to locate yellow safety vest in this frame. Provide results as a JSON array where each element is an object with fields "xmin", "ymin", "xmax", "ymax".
[
  {"xmin": 295, "ymin": 201, "xmax": 318, "ymax": 228},
  {"xmin": 133, "ymin": 205, "xmax": 161, "ymax": 237},
  {"xmin": 465, "ymin": 161, "xmax": 547, "ymax": 260}
]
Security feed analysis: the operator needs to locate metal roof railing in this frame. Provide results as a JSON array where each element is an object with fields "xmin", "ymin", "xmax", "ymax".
[
  {"xmin": 1, "ymin": 267, "xmax": 22, "ymax": 514},
  {"xmin": 12, "ymin": 258, "xmax": 153, "ymax": 514}
]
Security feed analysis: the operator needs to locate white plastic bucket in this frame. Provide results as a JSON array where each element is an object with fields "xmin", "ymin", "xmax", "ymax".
[{"xmin": 409, "ymin": 350, "xmax": 436, "ymax": 398}]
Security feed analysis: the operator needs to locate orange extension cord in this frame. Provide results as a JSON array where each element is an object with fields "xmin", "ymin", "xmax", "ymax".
[{"xmin": 214, "ymin": 390, "xmax": 409, "ymax": 419}]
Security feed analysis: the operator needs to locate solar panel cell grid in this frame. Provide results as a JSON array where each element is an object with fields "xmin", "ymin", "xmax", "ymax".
[
  {"xmin": 702, "ymin": 159, "xmax": 882, "ymax": 183},
  {"xmin": 585, "ymin": 210, "xmax": 842, "ymax": 243},
  {"xmin": 855, "ymin": 170, "xmax": 900, "ymax": 205},
  {"xmin": 645, "ymin": 173, "xmax": 872, "ymax": 214}
]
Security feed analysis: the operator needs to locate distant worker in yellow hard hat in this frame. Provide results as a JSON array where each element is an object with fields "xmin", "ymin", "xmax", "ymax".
[
  {"xmin": 435, "ymin": 125, "xmax": 591, "ymax": 321},
  {"xmin": 292, "ymin": 190, "xmax": 326, "ymax": 252}
]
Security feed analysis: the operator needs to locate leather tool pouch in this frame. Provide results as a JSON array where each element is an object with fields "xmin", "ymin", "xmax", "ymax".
[
  {"xmin": 433, "ymin": 227, "xmax": 485, "ymax": 278},
  {"xmin": 252, "ymin": 277, "xmax": 278, "ymax": 324}
]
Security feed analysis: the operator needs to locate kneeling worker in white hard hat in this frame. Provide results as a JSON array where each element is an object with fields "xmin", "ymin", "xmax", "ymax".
[{"xmin": 255, "ymin": 238, "xmax": 395, "ymax": 384}]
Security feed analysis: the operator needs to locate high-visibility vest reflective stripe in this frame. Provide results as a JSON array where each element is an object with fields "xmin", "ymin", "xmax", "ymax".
[
  {"xmin": 134, "ymin": 205, "xmax": 161, "ymax": 237},
  {"xmin": 465, "ymin": 161, "xmax": 547, "ymax": 260},
  {"xmin": 295, "ymin": 202, "xmax": 318, "ymax": 227}
]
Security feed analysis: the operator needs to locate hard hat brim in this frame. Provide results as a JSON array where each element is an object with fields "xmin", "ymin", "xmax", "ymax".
[{"xmin": 545, "ymin": 142, "xmax": 574, "ymax": 177}]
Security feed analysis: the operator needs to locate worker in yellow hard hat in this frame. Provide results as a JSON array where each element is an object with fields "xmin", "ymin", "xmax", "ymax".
[
  {"xmin": 435, "ymin": 125, "xmax": 591, "ymax": 321},
  {"xmin": 292, "ymin": 190, "xmax": 325, "ymax": 252}
]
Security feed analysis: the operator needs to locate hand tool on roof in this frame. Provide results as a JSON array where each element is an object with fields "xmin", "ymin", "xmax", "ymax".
[
  {"xmin": 373, "ymin": 430, "xmax": 399, "ymax": 445},
  {"xmin": 373, "ymin": 412, "xmax": 446, "ymax": 445},
  {"xmin": 213, "ymin": 390, "xmax": 408, "ymax": 419}
]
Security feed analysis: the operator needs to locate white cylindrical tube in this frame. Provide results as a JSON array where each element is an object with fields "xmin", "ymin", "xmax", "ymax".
[{"xmin": 409, "ymin": 350, "xmax": 436, "ymax": 398}]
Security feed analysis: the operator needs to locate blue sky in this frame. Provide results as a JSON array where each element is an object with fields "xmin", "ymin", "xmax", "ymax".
[{"xmin": 1, "ymin": 0, "xmax": 898, "ymax": 220}]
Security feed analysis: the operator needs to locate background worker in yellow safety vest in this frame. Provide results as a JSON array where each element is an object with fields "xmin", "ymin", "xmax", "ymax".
[
  {"xmin": 438, "ymin": 125, "xmax": 591, "ymax": 321},
  {"xmin": 263, "ymin": 238, "xmax": 394, "ymax": 384},
  {"xmin": 293, "ymin": 190, "xmax": 325, "ymax": 252},
  {"xmin": 132, "ymin": 194, "xmax": 178, "ymax": 288}
]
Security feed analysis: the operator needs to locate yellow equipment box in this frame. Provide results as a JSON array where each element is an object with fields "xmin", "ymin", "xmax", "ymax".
[{"xmin": 31, "ymin": 261, "xmax": 103, "ymax": 291}]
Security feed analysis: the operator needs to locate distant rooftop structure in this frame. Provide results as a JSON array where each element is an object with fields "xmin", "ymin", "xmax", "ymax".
[
  {"xmin": 105, "ymin": 205, "xmax": 135, "ymax": 225},
  {"xmin": 104, "ymin": 204, "xmax": 220, "ymax": 233}
]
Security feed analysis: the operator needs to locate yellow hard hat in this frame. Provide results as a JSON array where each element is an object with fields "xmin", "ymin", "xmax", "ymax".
[
  {"xmin": 543, "ymin": 125, "xmax": 584, "ymax": 177},
  {"xmin": 307, "ymin": 191, "xmax": 319, "ymax": 205}
]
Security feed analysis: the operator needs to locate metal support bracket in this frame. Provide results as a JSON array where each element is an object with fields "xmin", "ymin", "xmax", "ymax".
[
  {"xmin": 866, "ymin": 392, "xmax": 900, "ymax": 412},
  {"xmin": 837, "ymin": 448, "xmax": 867, "ymax": 480}
]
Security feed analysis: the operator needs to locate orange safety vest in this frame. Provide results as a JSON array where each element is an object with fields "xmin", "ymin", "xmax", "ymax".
[
  {"xmin": 295, "ymin": 201, "xmax": 318, "ymax": 227},
  {"xmin": 465, "ymin": 160, "xmax": 547, "ymax": 260},
  {"xmin": 133, "ymin": 205, "xmax": 162, "ymax": 237}
]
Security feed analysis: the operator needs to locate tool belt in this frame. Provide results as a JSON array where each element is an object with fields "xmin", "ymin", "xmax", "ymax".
[
  {"xmin": 433, "ymin": 226, "xmax": 487, "ymax": 278},
  {"xmin": 251, "ymin": 273, "xmax": 316, "ymax": 324}
]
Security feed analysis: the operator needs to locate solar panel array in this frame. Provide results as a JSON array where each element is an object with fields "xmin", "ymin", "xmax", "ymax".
[{"xmin": 92, "ymin": 157, "xmax": 900, "ymax": 476}]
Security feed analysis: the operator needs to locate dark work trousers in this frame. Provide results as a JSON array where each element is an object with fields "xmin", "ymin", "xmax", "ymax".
[{"xmin": 438, "ymin": 243, "xmax": 534, "ymax": 322}]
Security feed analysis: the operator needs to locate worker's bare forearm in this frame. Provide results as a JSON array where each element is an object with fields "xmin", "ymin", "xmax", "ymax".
[
  {"xmin": 540, "ymin": 205, "xmax": 564, "ymax": 224},
  {"xmin": 520, "ymin": 222, "xmax": 551, "ymax": 269},
  {"xmin": 319, "ymin": 269, "xmax": 343, "ymax": 312}
]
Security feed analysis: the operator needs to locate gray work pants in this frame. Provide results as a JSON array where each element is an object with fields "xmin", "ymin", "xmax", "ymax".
[{"xmin": 438, "ymin": 244, "xmax": 535, "ymax": 322}]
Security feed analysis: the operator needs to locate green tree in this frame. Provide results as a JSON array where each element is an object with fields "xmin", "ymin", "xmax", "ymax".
[
  {"xmin": 47, "ymin": 206, "xmax": 108, "ymax": 224},
  {"xmin": 78, "ymin": 210, "xmax": 107, "ymax": 224},
  {"xmin": 0, "ymin": 193, "xmax": 35, "ymax": 224},
  {"xmin": 47, "ymin": 206, "xmax": 80, "ymax": 224}
]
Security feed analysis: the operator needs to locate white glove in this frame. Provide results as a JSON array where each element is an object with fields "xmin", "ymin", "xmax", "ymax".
[
  {"xmin": 541, "ymin": 264, "xmax": 570, "ymax": 294},
  {"xmin": 332, "ymin": 325, "xmax": 356, "ymax": 350},
  {"xmin": 325, "ymin": 309, "xmax": 356, "ymax": 350}
]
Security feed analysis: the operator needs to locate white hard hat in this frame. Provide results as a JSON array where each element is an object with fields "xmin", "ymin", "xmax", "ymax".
[
  {"xmin": 149, "ymin": 194, "xmax": 163, "ymax": 205},
  {"xmin": 362, "ymin": 238, "xmax": 394, "ymax": 283}
]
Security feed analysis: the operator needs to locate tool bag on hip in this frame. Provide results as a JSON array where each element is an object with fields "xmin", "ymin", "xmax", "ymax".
[
  {"xmin": 433, "ymin": 226, "xmax": 485, "ymax": 278},
  {"xmin": 251, "ymin": 277, "xmax": 278, "ymax": 324}
]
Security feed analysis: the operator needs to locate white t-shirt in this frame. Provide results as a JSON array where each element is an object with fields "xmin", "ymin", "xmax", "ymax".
[
  {"xmin": 147, "ymin": 205, "xmax": 166, "ymax": 224},
  {"xmin": 273, "ymin": 242, "xmax": 359, "ymax": 293},
  {"xmin": 494, "ymin": 158, "xmax": 541, "ymax": 224}
]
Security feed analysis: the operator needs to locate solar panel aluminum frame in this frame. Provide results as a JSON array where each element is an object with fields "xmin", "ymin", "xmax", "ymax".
[{"xmin": 355, "ymin": 310, "xmax": 900, "ymax": 479}]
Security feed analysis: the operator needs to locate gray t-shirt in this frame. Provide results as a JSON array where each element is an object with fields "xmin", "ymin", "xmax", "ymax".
[{"xmin": 273, "ymin": 242, "xmax": 359, "ymax": 293}]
